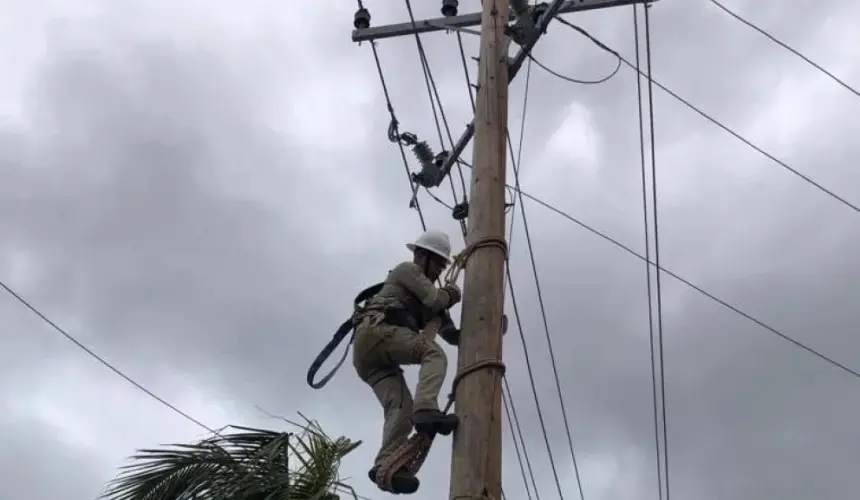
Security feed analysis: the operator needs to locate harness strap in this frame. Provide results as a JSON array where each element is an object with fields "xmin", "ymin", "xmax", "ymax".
[{"xmin": 306, "ymin": 282, "xmax": 384, "ymax": 389}]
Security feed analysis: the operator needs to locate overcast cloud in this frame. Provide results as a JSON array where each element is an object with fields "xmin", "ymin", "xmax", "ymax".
[{"xmin": 1, "ymin": 0, "xmax": 859, "ymax": 499}]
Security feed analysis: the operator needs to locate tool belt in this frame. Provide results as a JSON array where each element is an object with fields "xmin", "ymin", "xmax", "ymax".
[{"xmin": 376, "ymin": 308, "xmax": 419, "ymax": 331}]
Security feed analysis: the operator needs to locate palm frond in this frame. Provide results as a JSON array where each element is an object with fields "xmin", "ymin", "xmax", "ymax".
[{"xmin": 102, "ymin": 418, "xmax": 361, "ymax": 500}]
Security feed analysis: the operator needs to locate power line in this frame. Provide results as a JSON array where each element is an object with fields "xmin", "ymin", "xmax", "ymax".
[
  {"xmin": 632, "ymin": 5, "xmax": 666, "ymax": 500},
  {"xmin": 498, "ymin": 13, "xmax": 590, "ymax": 497},
  {"xmin": 709, "ymin": 0, "xmax": 860, "ymax": 99},
  {"xmin": 527, "ymin": 53, "xmax": 621, "ymax": 85},
  {"xmin": 641, "ymin": 6, "xmax": 673, "ymax": 496},
  {"xmin": 0, "ymin": 278, "xmax": 220, "ymax": 435},
  {"xmin": 503, "ymin": 390, "xmax": 537, "ymax": 500},
  {"xmin": 494, "ymin": 177, "xmax": 860, "ymax": 381},
  {"xmin": 503, "ymin": 39, "xmax": 549, "ymax": 500},
  {"xmin": 448, "ymin": 150, "xmax": 859, "ymax": 381},
  {"xmin": 505, "ymin": 73, "xmax": 587, "ymax": 500},
  {"xmin": 640, "ymin": 4, "xmax": 671, "ymax": 499},
  {"xmin": 368, "ymin": 38, "xmax": 429, "ymax": 230},
  {"xmin": 403, "ymin": 0, "xmax": 470, "ymax": 234},
  {"xmin": 552, "ymin": 16, "xmax": 860, "ymax": 215},
  {"xmin": 503, "ymin": 256, "xmax": 568, "ymax": 500}
]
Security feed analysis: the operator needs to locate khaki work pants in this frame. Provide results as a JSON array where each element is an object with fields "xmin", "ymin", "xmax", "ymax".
[{"xmin": 353, "ymin": 318, "xmax": 447, "ymax": 467}]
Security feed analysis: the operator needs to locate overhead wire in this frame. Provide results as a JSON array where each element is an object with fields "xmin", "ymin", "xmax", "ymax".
[
  {"xmin": 502, "ymin": 35, "xmax": 544, "ymax": 500},
  {"xmin": 0, "ymin": 278, "xmax": 220, "ymax": 435},
  {"xmin": 403, "ymin": 0, "xmax": 470, "ymax": 235},
  {"xmin": 641, "ymin": 7, "xmax": 671, "ymax": 499},
  {"xmin": 708, "ymin": 0, "xmax": 860, "ymax": 99},
  {"xmin": 502, "ymin": 14, "xmax": 588, "ymax": 497},
  {"xmin": 528, "ymin": 53, "xmax": 622, "ymax": 85},
  {"xmin": 551, "ymin": 16, "xmax": 860, "ymax": 215},
  {"xmin": 502, "ymin": 387, "xmax": 537, "ymax": 500},
  {"xmin": 369, "ymin": 38, "xmax": 429, "ymax": 230},
  {"xmin": 481, "ymin": 173, "xmax": 860, "ymax": 381},
  {"xmin": 502, "ymin": 247, "xmax": 569, "ymax": 500},
  {"xmin": 632, "ymin": 5, "xmax": 666, "ymax": 500},
  {"xmin": 445, "ymin": 23, "xmax": 860, "ymax": 378},
  {"xmin": 506, "ymin": 107, "xmax": 586, "ymax": 500}
]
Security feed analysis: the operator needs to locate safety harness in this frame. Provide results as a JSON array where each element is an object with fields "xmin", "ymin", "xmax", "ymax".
[{"xmin": 305, "ymin": 282, "xmax": 384, "ymax": 389}]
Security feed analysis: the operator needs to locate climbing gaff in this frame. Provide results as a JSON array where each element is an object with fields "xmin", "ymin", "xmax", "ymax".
[{"xmin": 305, "ymin": 282, "xmax": 384, "ymax": 389}]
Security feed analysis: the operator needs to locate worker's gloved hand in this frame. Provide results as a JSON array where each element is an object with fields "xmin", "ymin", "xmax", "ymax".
[{"xmin": 442, "ymin": 283, "xmax": 462, "ymax": 307}]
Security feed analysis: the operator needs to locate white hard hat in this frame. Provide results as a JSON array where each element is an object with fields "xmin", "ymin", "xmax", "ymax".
[{"xmin": 406, "ymin": 229, "xmax": 452, "ymax": 263}]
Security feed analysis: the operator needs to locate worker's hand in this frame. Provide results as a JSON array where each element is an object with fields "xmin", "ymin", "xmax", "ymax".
[{"xmin": 442, "ymin": 283, "xmax": 462, "ymax": 307}]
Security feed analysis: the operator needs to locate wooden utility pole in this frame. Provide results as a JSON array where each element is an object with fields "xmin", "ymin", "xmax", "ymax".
[{"xmin": 448, "ymin": 0, "xmax": 510, "ymax": 499}]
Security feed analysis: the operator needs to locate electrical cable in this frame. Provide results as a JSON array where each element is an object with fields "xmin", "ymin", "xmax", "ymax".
[
  {"xmin": 503, "ymin": 41, "xmax": 544, "ymax": 500},
  {"xmin": 709, "ymin": 0, "xmax": 860, "ymax": 99},
  {"xmin": 528, "ymin": 53, "xmax": 621, "ymax": 85},
  {"xmin": 504, "ymin": 14, "xmax": 591, "ymax": 497},
  {"xmin": 503, "ymin": 391, "xmax": 536, "ymax": 500},
  {"xmin": 552, "ymin": 16, "xmax": 860, "ymax": 215},
  {"xmin": 506, "ymin": 107, "xmax": 587, "ymax": 500},
  {"xmin": 480, "ymin": 175, "xmax": 860, "ymax": 380},
  {"xmin": 503, "ymin": 257, "xmax": 568, "ymax": 500},
  {"xmin": 456, "ymin": 32, "xmax": 477, "ymax": 112},
  {"xmin": 632, "ymin": 5, "xmax": 666, "ymax": 499},
  {"xmin": 0, "ymin": 278, "xmax": 219, "ymax": 435},
  {"xmin": 640, "ymin": 5, "xmax": 671, "ymax": 499},
  {"xmin": 403, "ymin": 0, "xmax": 470, "ymax": 236},
  {"xmin": 368, "ymin": 39, "xmax": 429, "ymax": 230}
]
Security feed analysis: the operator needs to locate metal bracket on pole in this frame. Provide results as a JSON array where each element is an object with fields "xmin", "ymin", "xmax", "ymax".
[
  {"xmin": 434, "ymin": 0, "xmax": 654, "ymax": 176},
  {"xmin": 438, "ymin": 0, "xmax": 569, "ymax": 175},
  {"xmin": 351, "ymin": 0, "xmax": 650, "ymax": 43}
]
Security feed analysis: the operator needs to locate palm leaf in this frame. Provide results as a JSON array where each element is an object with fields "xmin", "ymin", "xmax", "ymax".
[{"xmin": 102, "ymin": 417, "xmax": 361, "ymax": 500}]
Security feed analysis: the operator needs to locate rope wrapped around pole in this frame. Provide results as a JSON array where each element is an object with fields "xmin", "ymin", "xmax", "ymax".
[{"xmin": 375, "ymin": 236, "xmax": 509, "ymax": 492}]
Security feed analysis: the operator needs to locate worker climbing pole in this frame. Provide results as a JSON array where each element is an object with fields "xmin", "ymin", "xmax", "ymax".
[{"xmin": 307, "ymin": 229, "xmax": 507, "ymax": 494}]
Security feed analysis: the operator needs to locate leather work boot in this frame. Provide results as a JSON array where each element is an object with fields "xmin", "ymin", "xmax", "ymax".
[
  {"xmin": 368, "ymin": 466, "xmax": 420, "ymax": 494},
  {"xmin": 412, "ymin": 409, "xmax": 459, "ymax": 436}
]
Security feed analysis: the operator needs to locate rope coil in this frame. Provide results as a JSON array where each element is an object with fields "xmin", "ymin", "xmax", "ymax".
[
  {"xmin": 376, "ymin": 236, "xmax": 508, "ymax": 492},
  {"xmin": 445, "ymin": 236, "xmax": 508, "ymax": 284}
]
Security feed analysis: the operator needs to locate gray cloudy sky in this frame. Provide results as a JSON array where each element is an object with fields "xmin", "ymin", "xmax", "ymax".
[{"xmin": 1, "ymin": 0, "xmax": 859, "ymax": 499}]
